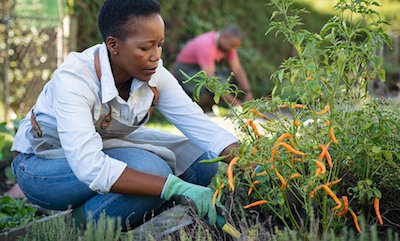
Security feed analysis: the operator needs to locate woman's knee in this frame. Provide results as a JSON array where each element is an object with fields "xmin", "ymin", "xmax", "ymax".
[
  {"xmin": 179, "ymin": 152, "xmax": 219, "ymax": 186},
  {"xmin": 104, "ymin": 148, "xmax": 172, "ymax": 177}
]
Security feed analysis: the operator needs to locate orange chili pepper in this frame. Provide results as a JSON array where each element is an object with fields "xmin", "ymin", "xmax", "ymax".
[
  {"xmin": 278, "ymin": 142, "xmax": 307, "ymax": 156},
  {"xmin": 374, "ymin": 197, "xmax": 383, "ymax": 225},
  {"xmin": 277, "ymin": 133, "xmax": 293, "ymax": 143},
  {"xmin": 289, "ymin": 138, "xmax": 295, "ymax": 147},
  {"xmin": 212, "ymin": 183, "xmax": 225, "ymax": 208},
  {"xmin": 295, "ymin": 104, "xmax": 307, "ymax": 109},
  {"xmin": 326, "ymin": 120, "xmax": 330, "ymax": 126},
  {"xmin": 325, "ymin": 151, "xmax": 332, "ymax": 168},
  {"xmin": 320, "ymin": 185, "xmax": 342, "ymax": 210},
  {"xmin": 294, "ymin": 119, "xmax": 301, "ymax": 126},
  {"xmin": 253, "ymin": 147, "xmax": 257, "ymax": 154},
  {"xmin": 275, "ymin": 169, "xmax": 287, "ymax": 190},
  {"xmin": 291, "ymin": 158, "xmax": 302, "ymax": 165},
  {"xmin": 316, "ymin": 104, "xmax": 330, "ymax": 115},
  {"xmin": 318, "ymin": 143, "xmax": 333, "ymax": 168},
  {"xmin": 318, "ymin": 143, "xmax": 330, "ymax": 160},
  {"xmin": 249, "ymin": 109, "xmax": 272, "ymax": 121},
  {"xmin": 242, "ymin": 119, "xmax": 251, "ymax": 128},
  {"xmin": 255, "ymin": 170, "xmax": 267, "ymax": 176},
  {"xmin": 243, "ymin": 200, "xmax": 267, "ymax": 209},
  {"xmin": 249, "ymin": 121, "xmax": 263, "ymax": 138},
  {"xmin": 279, "ymin": 104, "xmax": 288, "ymax": 108},
  {"xmin": 268, "ymin": 144, "xmax": 278, "ymax": 163},
  {"xmin": 290, "ymin": 173, "xmax": 301, "ymax": 179},
  {"xmin": 315, "ymin": 168, "xmax": 321, "ymax": 177},
  {"xmin": 212, "ymin": 189, "xmax": 219, "ymax": 208},
  {"xmin": 315, "ymin": 160, "xmax": 326, "ymax": 174},
  {"xmin": 330, "ymin": 127, "xmax": 339, "ymax": 144},
  {"xmin": 228, "ymin": 157, "xmax": 238, "ymax": 191},
  {"xmin": 350, "ymin": 211, "xmax": 362, "ymax": 233},
  {"xmin": 335, "ymin": 196, "xmax": 348, "ymax": 216},
  {"xmin": 248, "ymin": 180, "xmax": 260, "ymax": 195},
  {"xmin": 311, "ymin": 178, "xmax": 342, "ymax": 197},
  {"xmin": 306, "ymin": 76, "xmax": 313, "ymax": 80}
]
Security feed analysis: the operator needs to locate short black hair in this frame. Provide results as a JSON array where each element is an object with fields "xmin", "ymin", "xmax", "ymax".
[
  {"xmin": 98, "ymin": 0, "xmax": 161, "ymax": 42},
  {"xmin": 221, "ymin": 26, "xmax": 243, "ymax": 40}
]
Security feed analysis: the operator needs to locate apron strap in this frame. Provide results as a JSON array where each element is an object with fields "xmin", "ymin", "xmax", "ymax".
[
  {"xmin": 31, "ymin": 109, "xmax": 42, "ymax": 137},
  {"xmin": 94, "ymin": 51, "xmax": 159, "ymax": 126}
]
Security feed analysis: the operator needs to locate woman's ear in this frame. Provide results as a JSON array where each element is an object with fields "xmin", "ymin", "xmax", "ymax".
[{"xmin": 106, "ymin": 36, "xmax": 119, "ymax": 55}]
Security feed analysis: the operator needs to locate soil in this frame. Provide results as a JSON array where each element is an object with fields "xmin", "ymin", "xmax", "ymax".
[{"xmin": 0, "ymin": 161, "xmax": 14, "ymax": 196}]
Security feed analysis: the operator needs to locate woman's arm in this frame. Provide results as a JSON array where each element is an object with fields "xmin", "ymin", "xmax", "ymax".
[{"xmin": 110, "ymin": 167, "xmax": 166, "ymax": 195}]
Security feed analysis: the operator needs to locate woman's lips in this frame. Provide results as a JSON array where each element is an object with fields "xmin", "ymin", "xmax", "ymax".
[{"xmin": 145, "ymin": 67, "xmax": 157, "ymax": 75}]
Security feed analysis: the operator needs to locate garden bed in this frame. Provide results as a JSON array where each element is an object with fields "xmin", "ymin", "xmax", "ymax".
[{"xmin": 0, "ymin": 207, "xmax": 69, "ymax": 241}]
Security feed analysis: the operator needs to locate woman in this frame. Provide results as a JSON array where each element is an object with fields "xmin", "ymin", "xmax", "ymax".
[{"xmin": 11, "ymin": 0, "xmax": 238, "ymax": 229}]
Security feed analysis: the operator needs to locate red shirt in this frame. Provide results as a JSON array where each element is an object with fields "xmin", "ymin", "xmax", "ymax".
[{"xmin": 176, "ymin": 30, "xmax": 238, "ymax": 67}]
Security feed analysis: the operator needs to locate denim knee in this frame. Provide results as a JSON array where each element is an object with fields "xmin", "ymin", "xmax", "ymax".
[
  {"xmin": 103, "ymin": 148, "xmax": 173, "ymax": 177},
  {"xmin": 179, "ymin": 152, "xmax": 219, "ymax": 186}
]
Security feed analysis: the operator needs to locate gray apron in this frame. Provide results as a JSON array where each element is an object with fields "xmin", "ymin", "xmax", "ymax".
[{"xmin": 28, "ymin": 104, "xmax": 204, "ymax": 176}]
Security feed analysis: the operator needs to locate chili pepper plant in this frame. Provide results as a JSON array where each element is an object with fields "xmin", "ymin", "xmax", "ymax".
[{"xmin": 182, "ymin": 0, "xmax": 398, "ymax": 237}]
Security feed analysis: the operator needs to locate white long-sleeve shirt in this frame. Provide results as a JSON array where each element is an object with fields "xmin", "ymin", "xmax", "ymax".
[{"xmin": 11, "ymin": 43, "xmax": 238, "ymax": 194}]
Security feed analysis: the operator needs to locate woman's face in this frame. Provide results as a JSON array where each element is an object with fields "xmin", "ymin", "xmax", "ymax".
[{"xmin": 109, "ymin": 13, "xmax": 165, "ymax": 83}]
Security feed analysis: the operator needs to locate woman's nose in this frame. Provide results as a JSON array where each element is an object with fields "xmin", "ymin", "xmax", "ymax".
[{"xmin": 150, "ymin": 47, "xmax": 162, "ymax": 62}]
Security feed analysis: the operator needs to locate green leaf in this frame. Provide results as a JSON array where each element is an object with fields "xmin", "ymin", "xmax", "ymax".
[
  {"xmin": 320, "ymin": 22, "xmax": 339, "ymax": 36},
  {"xmin": 371, "ymin": 1, "xmax": 380, "ymax": 6},
  {"xmin": 1, "ymin": 195, "xmax": 12, "ymax": 205},
  {"xmin": 4, "ymin": 167, "xmax": 16, "ymax": 183},
  {"xmin": 371, "ymin": 55, "xmax": 382, "ymax": 71},
  {"xmin": 270, "ymin": 10, "xmax": 280, "ymax": 20},
  {"xmin": 374, "ymin": 189, "xmax": 382, "ymax": 199},
  {"xmin": 378, "ymin": 69, "xmax": 386, "ymax": 82},
  {"xmin": 372, "ymin": 146, "xmax": 381, "ymax": 154},
  {"xmin": 382, "ymin": 33, "xmax": 393, "ymax": 49}
]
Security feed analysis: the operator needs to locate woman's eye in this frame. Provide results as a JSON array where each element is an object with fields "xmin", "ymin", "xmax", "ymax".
[{"xmin": 141, "ymin": 47, "xmax": 151, "ymax": 51}]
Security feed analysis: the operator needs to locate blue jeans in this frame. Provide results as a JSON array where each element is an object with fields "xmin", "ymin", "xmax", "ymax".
[{"xmin": 12, "ymin": 147, "xmax": 218, "ymax": 229}]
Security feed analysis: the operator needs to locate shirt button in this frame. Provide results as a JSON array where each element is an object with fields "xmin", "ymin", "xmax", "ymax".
[{"xmin": 101, "ymin": 124, "xmax": 107, "ymax": 129}]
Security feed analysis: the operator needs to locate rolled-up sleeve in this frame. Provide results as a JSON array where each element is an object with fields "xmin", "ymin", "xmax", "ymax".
[{"xmin": 155, "ymin": 65, "xmax": 238, "ymax": 159}]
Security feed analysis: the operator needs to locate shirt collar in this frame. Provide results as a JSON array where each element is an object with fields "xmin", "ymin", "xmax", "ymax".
[
  {"xmin": 98, "ymin": 43, "xmax": 159, "ymax": 103},
  {"xmin": 99, "ymin": 43, "xmax": 119, "ymax": 103}
]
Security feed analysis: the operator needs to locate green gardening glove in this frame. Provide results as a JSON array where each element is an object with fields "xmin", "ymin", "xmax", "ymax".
[{"xmin": 161, "ymin": 174, "xmax": 227, "ymax": 226}]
